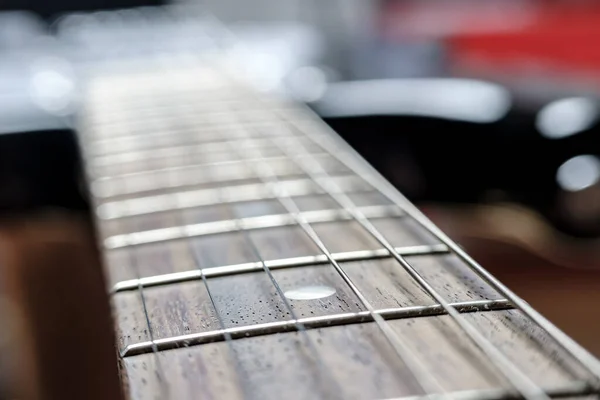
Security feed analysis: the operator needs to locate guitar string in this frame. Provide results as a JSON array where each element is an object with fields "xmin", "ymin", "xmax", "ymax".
[
  {"xmin": 282, "ymin": 106, "xmax": 600, "ymax": 386},
  {"xmin": 127, "ymin": 243, "xmax": 171, "ymax": 399},
  {"xmin": 265, "ymin": 123, "xmax": 550, "ymax": 400},
  {"xmin": 87, "ymin": 95, "xmax": 171, "ymax": 399},
  {"xmin": 227, "ymin": 116, "xmax": 446, "ymax": 396},
  {"xmin": 222, "ymin": 132, "xmax": 347, "ymax": 400},
  {"xmin": 159, "ymin": 64, "xmax": 348, "ymax": 398},
  {"xmin": 155, "ymin": 68, "xmax": 253, "ymax": 400}
]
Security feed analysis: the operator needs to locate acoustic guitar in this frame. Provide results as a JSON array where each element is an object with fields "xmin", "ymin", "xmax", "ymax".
[{"xmin": 2, "ymin": 7, "xmax": 600, "ymax": 400}]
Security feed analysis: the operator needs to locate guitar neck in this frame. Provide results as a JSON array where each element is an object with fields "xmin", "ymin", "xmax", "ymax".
[{"xmin": 79, "ymin": 62, "xmax": 600, "ymax": 400}]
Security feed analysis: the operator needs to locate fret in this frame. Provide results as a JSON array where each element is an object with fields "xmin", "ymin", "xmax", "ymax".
[
  {"xmin": 95, "ymin": 175, "xmax": 371, "ymax": 219},
  {"xmin": 98, "ymin": 191, "xmax": 389, "ymax": 239},
  {"xmin": 92, "ymin": 154, "xmax": 344, "ymax": 199},
  {"xmin": 119, "ymin": 310, "xmax": 588, "ymax": 399},
  {"xmin": 103, "ymin": 206, "xmax": 405, "ymax": 248},
  {"xmin": 89, "ymin": 137, "xmax": 324, "ymax": 175},
  {"xmin": 103, "ymin": 212, "xmax": 440, "ymax": 287},
  {"xmin": 87, "ymin": 124, "xmax": 305, "ymax": 157},
  {"xmin": 110, "ymin": 244, "xmax": 450, "ymax": 292},
  {"xmin": 76, "ymin": 58, "xmax": 600, "ymax": 400},
  {"xmin": 113, "ymin": 251, "xmax": 511, "ymax": 350},
  {"xmin": 121, "ymin": 299, "xmax": 515, "ymax": 356},
  {"xmin": 92, "ymin": 150, "xmax": 291, "ymax": 182}
]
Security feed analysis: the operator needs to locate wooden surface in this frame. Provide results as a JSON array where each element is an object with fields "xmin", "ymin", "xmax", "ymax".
[
  {"xmin": 0, "ymin": 213, "xmax": 124, "ymax": 400},
  {"xmin": 79, "ymin": 66, "xmax": 600, "ymax": 399},
  {"xmin": 424, "ymin": 202, "xmax": 600, "ymax": 357}
]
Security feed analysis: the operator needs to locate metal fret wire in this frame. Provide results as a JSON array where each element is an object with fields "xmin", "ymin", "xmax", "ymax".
[
  {"xmin": 87, "ymin": 95, "xmax": 290, "ymax": 118},
  {"xmin": 89, "ymin": 139, "xmax": 296, "ymax": 170},
  {"xmin": 111, "ymin": 244, "xmax": 450, "ymax": 293},
  {"xmin": 223, "ymin": 133, "xmax": 363, "ymax": 400},
  {"xmin": 270, "ymin": 131, "xmax": 549, "ymax": 400},
  {"xmin": 92, "ymin": 154, "xmax": 331, "ymax": 199},
  {"xmin": 121, "ymin": 299, "xmax": 514, "ymax": 357},
  {"xmin": 96, "ymin": 175, "xmax": 368, "ymax": 220},
  {"xmin": 89, "ymin": 112, "xmax": 301, "ymax": 139},
  {"xmin": 90, "ymin": 135, "xmax": 322, "ymax": 173},
  {"xmin": 230, "ymin": 122, "xmax": 446, "ymax": 395},
  {"xmin": 283, "ymin": 106, "xmax": 600, "ymax": 384},
  {"xmin": 104, "ymin": 205, "xmax": 404, "ymax": 249},
  {"xmin": 90, "ymin": 134, "xmax": 309, "ymax": 168},
  {"xmin": 89, "ymin": 122, "xmax": 298, "ymax": 157},
  {"xmin": 91, "ymin": 152, "xmax": 326, "ymax": 184}
]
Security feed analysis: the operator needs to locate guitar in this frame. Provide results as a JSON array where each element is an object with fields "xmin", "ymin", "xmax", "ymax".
[{"xmin": 2, "ymin": 6, "xmax": 600, "ymax": 400}]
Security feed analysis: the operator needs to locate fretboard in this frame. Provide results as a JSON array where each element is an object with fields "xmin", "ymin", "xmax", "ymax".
[{"xmin": 79, "ymin": 64, "xmax": 600, "ymax": 400}]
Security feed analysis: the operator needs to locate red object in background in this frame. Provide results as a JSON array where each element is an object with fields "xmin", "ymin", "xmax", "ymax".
[
  {"xmin": 380, "ymin": 0, "xmax": 600, "ymax": 81},
  {"xmin": 448, "ymin": 4, "xmax": 600, "ymax": 79}
]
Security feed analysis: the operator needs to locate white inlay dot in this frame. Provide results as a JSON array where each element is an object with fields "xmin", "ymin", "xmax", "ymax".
[{"xmin": 284, "ymin": 285, "xmax": 336, "ymax": 301}]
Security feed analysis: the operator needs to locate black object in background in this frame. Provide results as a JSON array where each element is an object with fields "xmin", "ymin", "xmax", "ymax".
[
  {"xmin": 314, "ymin": 80, "xmax": 600, "ymax": 239},
  {"xmin": 0, "ymin": 129, "xmax": 90, "ymax": 215},
  {"xmin": 0, "ymin": 0, "xmax": 165, "ymax": 21},
  {"xmin": 322, "ymin": 112, "xmax": 600, "ymax": 239}
]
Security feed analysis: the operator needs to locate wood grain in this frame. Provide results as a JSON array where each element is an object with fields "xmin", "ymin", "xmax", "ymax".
[
  {"xmin": 0, "ymin": 214, "xmax": 124, "ymax": 400},
  {"xmin": 79, "ymin": 67, "xmax": 599, "ymax": 400},
  {"xmin": 119, "ymin": 310, "xmax": 590, "ymax": 400}
]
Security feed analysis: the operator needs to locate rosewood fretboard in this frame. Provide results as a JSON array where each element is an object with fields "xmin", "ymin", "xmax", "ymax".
[{"xmin": 78, "ymin": 63, "xmax": 600, "ymax": 400}]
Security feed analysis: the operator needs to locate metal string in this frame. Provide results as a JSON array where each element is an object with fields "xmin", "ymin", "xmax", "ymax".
[
  {"xmin": 150, "ymin": 79, "xmax": 253, "ymax": 399},
  {"xmin": 126, "ymin": 245, "xmax": 171, "ymax": 399},
  {"xmin": 282, "ymin": 107, "xmax": 600, "ymax": 386},
  {"xmin": 268, "ymin": 130, "xmax": 551, "ymax": 400},
  {"xmin": 89, "ymin": 104, "xmax": 171, "ymax": 399},
  {"xmin": 223, "ymin": 137, "xmax": 348, "ymax": 400},
  {"xmin": 228, "ymin": 124, "xmax": 446, "ymax": 396}
]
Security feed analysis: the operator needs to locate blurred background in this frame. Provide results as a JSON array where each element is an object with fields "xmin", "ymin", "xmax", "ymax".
[{"xmin": 0, "ymin": 0, "xmax": 598, "ymax": 363}]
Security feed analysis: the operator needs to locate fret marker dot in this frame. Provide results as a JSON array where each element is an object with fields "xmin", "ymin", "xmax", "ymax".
[{"xmin": 284, "ymin": 285, "xmax": 336, "ymax": 301}]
